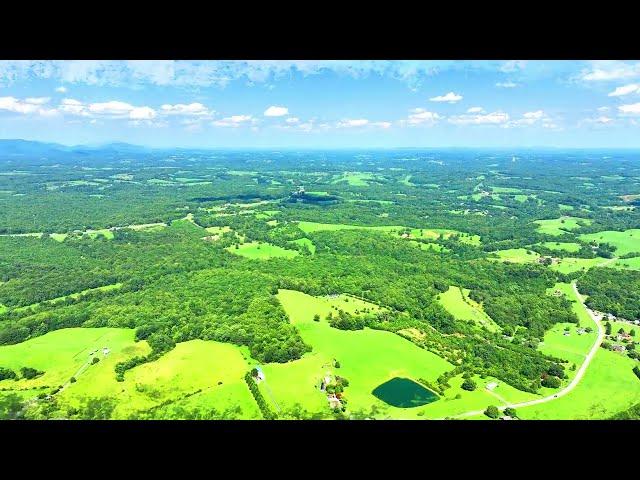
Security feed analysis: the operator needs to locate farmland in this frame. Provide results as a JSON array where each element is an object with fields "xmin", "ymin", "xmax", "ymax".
[{"xmin": 1, "ymin": 142, "xmax": 640, "ymax": 420}]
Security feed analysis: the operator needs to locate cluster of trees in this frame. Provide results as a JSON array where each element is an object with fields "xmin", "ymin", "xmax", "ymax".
[{"xmin": 579, "ymin": 268, "xmax": 640, "ymax": 320}]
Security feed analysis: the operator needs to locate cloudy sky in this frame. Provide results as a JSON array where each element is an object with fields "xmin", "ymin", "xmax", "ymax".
[{"xmin": 0, "ymin": 60, "xmax": 639, "ymax": 148}]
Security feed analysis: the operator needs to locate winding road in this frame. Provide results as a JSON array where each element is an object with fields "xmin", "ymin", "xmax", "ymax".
[{"xmin": 446, "ymin": 281, "xmax": 605, "ymax": 419}]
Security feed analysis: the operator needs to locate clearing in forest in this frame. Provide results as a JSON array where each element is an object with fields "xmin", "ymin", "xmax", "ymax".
[
  {"xmin": 579, "ymin": 229, "xmax": 640, "ymax": 256},
  {"xmin": 534, "ymin": 216, "xmax": 592, "ymax": 236},
  {"xmin": 490, "ymin": 248, "xmax": 540, "ymax": 264},
  {"xmin": 226, "ymin": 241, "xmax": 299, "ymax": 260},
  {"xmin": 539, "ymin": 242, "xmax": 582, "ymax": 253},
  {"xmin": 437, "ymin": 286, "xmax": 500, "ymax": 332}
]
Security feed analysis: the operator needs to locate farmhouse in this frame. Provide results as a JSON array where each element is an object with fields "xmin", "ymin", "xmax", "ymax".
[
  {"xmin": 617, "ymin": 333, "xmax": 633, "ymax": 342},
  {"xmin": 254, "ymin": 366, "xmax": 265, "ymax": 382},
  {"xmin": 611, "ymin": 344, "xmax": 626, "ymax": 353},
  {"xmin": 327, "ymin": 393, "xmax": 342, "ymax": 409}
]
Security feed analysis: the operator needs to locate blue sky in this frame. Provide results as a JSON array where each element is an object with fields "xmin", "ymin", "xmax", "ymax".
[{"xmin": 1, "ymin": 60, "xmax": 640, "ymax": 148}]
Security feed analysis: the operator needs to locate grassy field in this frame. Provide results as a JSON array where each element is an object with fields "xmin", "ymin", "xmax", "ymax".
[
  {"xmin": 273, "ymin": 289, "xmax": 453, "ymax": 418},
  {"xmin": 534, "ymin": 216, "xmax": 592, "ymax": 236},
  {"xmin": 539, "ymin": 241, "xmax": 582, "ymax": 253},
  {"xmin": 84, "ymin": 228, "xmax": 115, "ymax": 240},
  {"xmin": 579, "ymin": 229, "xmax": 640, "ymax": 256},
  {"xmin": 0, "ymin": 328, "xmax": 261, "ymax": 419},
  {"xmin": 490, "ymin": 186, "xmax": 522, "ymax": 193},
  {"xmin": 290, "ymin": 237, "xmax": 316, "ymax": 254},
  {"xmin": 490, "ymin": 248, "xmax": 540, "ymax": 264},
  {"xmin": 610, "ymin": 256, "xmax": 640, "ymax": 271},
  {"xmin": 331, "ymin": 172, "xmax": 375, "ymax": 186},
  {"xmin": 297, "ymin": 222, "xmax": 403, "ymax": 234},
  {"xmin": 296, "ymin": 222, "xmax": 480, "ymax": 245},
  {"xmin": 519, "ymin": 348, "xmax": 640, "ymax": 419},
  {"xmin": 225, "ymin": 241, "xmax": 299, "ymax": 260},
  {"xmin": 204, "ymin": 226, "xmax": 232, "ymax": 235},
  {"xmin": 0, "ymin": 328, "xmax": 147, "ymax": 391},
  {"xmin": 68, "ymin": 340, "xmax": 260, "ymax": 419},
  {"xmin": 550, "ymin": 257, "xmax": 608, "ymax": 274},
  {"xmin": 49, "ymin": 233, "xmax": 68, "ymax": 242},
  {"xmin": 437, "ymin": 286, "xmax": 500, "ymax": 332}
]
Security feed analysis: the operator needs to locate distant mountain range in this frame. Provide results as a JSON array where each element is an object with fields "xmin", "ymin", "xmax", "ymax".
[{"xmin": 0, "ymin": 139, "xmax": 155, "ymax": 156}]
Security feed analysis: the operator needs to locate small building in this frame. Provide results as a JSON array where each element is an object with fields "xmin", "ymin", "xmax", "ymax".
[
  {"xmin": 611, "ymin": 344, "xmax": 626, "ymax": 353},
  {"xmin": 617, "ymin": 333, "xmax": 632, "ymax": 342},
  {"xmin": 401, "ymin": 233, "xmax": 410, "ymax": 239},
  {"xmin": 254, "ymin": 366, "xmax": 265, "ymax": 382},
  {"xmin": 486, "ymin": 382, "xmax": 499, "ymax": 391},
  {"xmin": 327, "ymin": 393, "xmax": 342, "ymax": 409},
  {"xmin": 577, "ymin": 328, "xmax": 586, "ymax": 335},
  {"xmin": 500, "ymin": 416, "xmax": 514, "ymax": 420},
  {"xmin": 563, "ymin": 331, "xmax": 570, "ymax": 337},
  {"xmin": 102, "ymin": 347, "xmax": 110, "ymax": 356}
]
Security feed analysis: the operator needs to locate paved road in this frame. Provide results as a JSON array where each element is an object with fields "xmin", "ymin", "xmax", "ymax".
[{"xmin": 446, "ymin": 281, "xmax": 605, "ymax": 419}]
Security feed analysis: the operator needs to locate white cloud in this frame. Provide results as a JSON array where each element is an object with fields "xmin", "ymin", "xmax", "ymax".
[
  {"xmin": 579, "ymin": 61, "xmax": 640, "ymax": 82},
  {"xmin": 429, "ymin": 91, "xmax": 462, "ymax": 103},
  {"xmin": 495, "ymin": 81, "xmax": 518, "ymax": 88},
  {"xmin": 619, "ymin": 103, "xmax": 640, "ymax": 115},
  {"xmin": 371, "ymin": 121, "xmax": 392, "ymax": 128},
  {"xmin": 88, "ymin": 100, "xmax": 136, "ymax": 116},
  {"xmin": 25, "ymin": 97, "xmax": 50, "ymax": 105},
  {"xmin": 467, "ymin": 106, "xmax": 484, "ymax": 113},
  {"xmin": 55, "ymin": 86, "xmax": 67, "ymax": 93},
  {"xmin": 449, "ymin": 111, "xmax": 509, "ymax": 125},
  {"xmin": 129, "ymin": 106, "xmax": 156, "ymax": 120},
  {"xmin": 285, "ymin": 117, "xmax": 299, "ymax": 124},
  {"xmin": 160, "ymin": 102, "xmax": 211, "ymax": 116},
  {"xmin": 0, "ymin": 96, "xmax": 54, "ymax": 116},
  {"xmin": 594, "ymin": 116, "xmax": 613, "ymax": 124},
  {"xmin": 58, "ymin": 98, "xmax": 89, "ymax": 116},
  {"xmin": 500, "ymin": 60, "xmax": 527, "ymax": 73},
  {"xmin": 264, "ymin": 105, "xmax": 288, "ymax": 117},
  {"xmin": 407, "ymin": 108, "xmax": 441, "ymax": 125},
  {"xmin": 597, "ymin": 106, "xmax": 610, "ymax": 112},
  {"xmin": 336, "ymin": 118, "xmax": 369, "ymax": 128},
  {"xmin": 212, "ymin": 114, "xmax": 254, "ymax": 127},
  {"xmin": 608, "ymin": 83, "xmax": 640, "ymax": 97}
]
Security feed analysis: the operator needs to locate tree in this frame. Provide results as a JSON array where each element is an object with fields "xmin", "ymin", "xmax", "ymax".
[
  {"xmin": 461, "ymin": 379, "xmax": 477, "ymax": 391},
  {"xmin": 484, "ymin": 405, "xmax": 500, "ymax": 419},
  {"xmin": 631, "ymin": 330, "xmax": 636, "ymax": 337},
  {"xmin": 504, "ymin": 407, "xmax": 517, "ymax": 418},
  {"xmin": 605, "ymin": 322, "xmax": 612, "ymax": 335},
  {"xmin": 250, "ymin": 367, "xmax": 259, "ymax": 378},
  {"xmin": 618, "ymin": 328, "xmax": 625, "ymax": 335},
  {"xmin": 541, "ymin": 376, "xmax": 561, "ymax": 388},
  {"xmin": 547, "ymin": 363, "xmax": 566, "ymax": 379},
  {"xmin": 70, "ymin": 377, "xmax": 77, "ymax": 383},
  {"xmin": 313, "ymin": 314, "xmax": 320, "ymax": 322},
  {"xmin": 0, "ymin": 367, "xmax": 17, "ymax": 381},
  {"xmin": 334, "ymin": 360, "xmax": 341, "ymax": 368},
  {"xmin": 92, "ymin": 357, "xmax": 100, "ymax": 364}
]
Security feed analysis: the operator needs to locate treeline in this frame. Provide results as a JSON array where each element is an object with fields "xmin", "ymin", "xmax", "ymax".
[{"xmin": 244, "ymin": 371, "xmax": 277, "ymax": 420}]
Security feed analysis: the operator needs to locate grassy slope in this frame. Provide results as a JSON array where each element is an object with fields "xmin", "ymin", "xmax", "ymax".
[
  {"xmin": 579, "ymin": 229, "xmax": 640, "ymax": 256},
  {"xmin": 273, "ymin": 289, "xmax": 453, "ymax": 418},
  {"xmin": 437, "ymin": 286, "xmax": 500, "ymax": 332}
]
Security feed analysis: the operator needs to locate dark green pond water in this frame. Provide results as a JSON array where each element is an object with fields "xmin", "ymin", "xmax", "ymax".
[{"xmin": 372, "ymin": 377, "xmax": 439, "ymax": 408}]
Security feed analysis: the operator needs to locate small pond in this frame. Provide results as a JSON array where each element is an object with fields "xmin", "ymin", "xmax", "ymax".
[{"xmin": 371, "ymin": 377, "xmax": 439, "ymax": 408}]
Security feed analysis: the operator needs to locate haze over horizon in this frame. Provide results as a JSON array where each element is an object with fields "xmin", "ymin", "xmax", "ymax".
[{"xmin": 1, "ymin": 60, "xmax": 640, "ymax": 148}]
